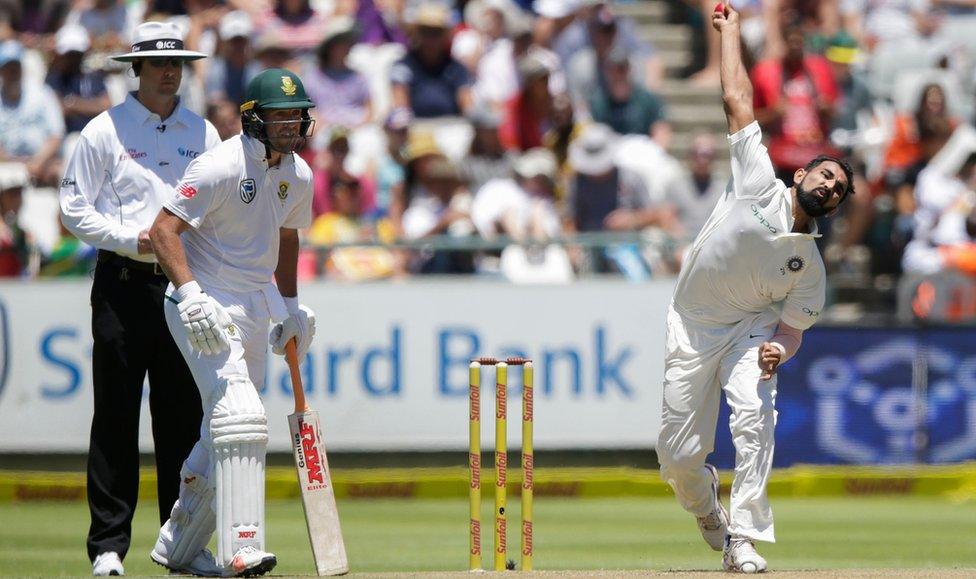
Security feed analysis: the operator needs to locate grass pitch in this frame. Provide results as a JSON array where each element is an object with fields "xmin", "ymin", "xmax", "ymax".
[{"xmin": 1, "ymin": 497, "xmax": 974, "ymax": 577}]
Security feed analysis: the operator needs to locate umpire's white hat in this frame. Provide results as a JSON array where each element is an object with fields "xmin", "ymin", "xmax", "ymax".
[{"xmin": 111, "ymin": 21, "xmax": 207, "ymax": 62}]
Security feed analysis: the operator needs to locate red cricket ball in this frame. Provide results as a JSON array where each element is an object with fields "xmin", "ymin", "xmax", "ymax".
[{"xmin": 714, "ymin": 2, "xmax": 725, "ymax": 13}]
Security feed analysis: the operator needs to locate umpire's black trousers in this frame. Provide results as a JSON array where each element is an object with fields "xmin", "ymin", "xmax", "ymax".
[{"xmin": 86, "ymin": 251, "xmax": 202, "ymax": 562}]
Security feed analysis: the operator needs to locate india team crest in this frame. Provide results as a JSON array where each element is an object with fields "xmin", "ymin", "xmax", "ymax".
[
  {"xmin": 786, "ymin": 256, "xmax": 805, "ymax": 273},
  {"xmin": 281, "ymin": 76, "xmax": 297, "ymax": 96},
  {"xmin": 278, "ymin": 181, "xmax": 290, "ymax": 201},
  {"xmin": 240, "ymin": 179, "xmax": 256, "ymax": 204}
]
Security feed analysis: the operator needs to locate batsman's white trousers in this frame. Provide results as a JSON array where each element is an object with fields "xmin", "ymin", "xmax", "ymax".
[
  {"xmin": 162, "ymin": 282, "xmax": 287, "ymax": 562},
  {"xmin": 658, "ymin": 304, "xmax": 780, "ymax": 543},
  {"xmin": 164, "ymin": 283, "xmax": 285, "ymax": 420}
]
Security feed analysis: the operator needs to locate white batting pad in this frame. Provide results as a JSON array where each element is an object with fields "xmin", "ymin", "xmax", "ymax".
[
  {"xmin": 210, "ymin": 376, "xmax": 268, "ymax": 566},
  {"xmin": 153, "ymin": 462, "xmax": 215, "ymax": 566}
]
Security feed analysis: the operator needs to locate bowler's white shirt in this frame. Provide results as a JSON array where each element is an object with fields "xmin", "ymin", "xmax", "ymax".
[
  {"xmin": 59, "ymin": 92, "xmax": 220, "ymax": 262},
  {"xmin": 164, "ymin": 134, "xmax": 313, "ymax": 293},
  {"xmin": 673, "ymin": 121, "xmax": 826, "ymax": 330}
]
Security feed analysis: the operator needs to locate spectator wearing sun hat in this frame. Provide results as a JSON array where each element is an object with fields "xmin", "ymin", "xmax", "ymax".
[
  {"xmin": 499, "ymin": 53, "xmax": 553, "ymax": 151},
  {"xmin": 253, "ymin": 0, "xmax": 330, "ymax": 54},
  {"xmin": 0, "ymin": 40, "xmax": 65, "ymax": 187},
  {"xmin": 465, "ymin": 106, "xmax": 515, "ymax": 193},
  {"xmin": 402, "ymin": 155, "xmax": 476, "ymax": 273},
  {"xmin": 472, "ymin": 147, "xmax": 561, "ymax": 243},
  {"xmin": 304, "ymin": 16, "xmax": 372, "ymax": 128},
  {"xmin": 589, "ymin": 45, "xmax": 669, "ymax": 148},
  {"xmin": 564, "ymin": 123, "xmax": 670, "ymax": 235},
  {"xmin": 46, "ymin": 25, "xmax": 111, "ymax": 136},
  {"xmin": 204, "ymin": 10, "xmax": 260, "ymax": 107},
  {"xmin": 63, "ymin": 0, "xmax": 130, "ymax": 55},
  {"xmin": 391, "ymin": 2, "xmax": 475, "ymax": 118},
  {"xmin": 0, "ymin": 162, "xmax": 34, "ymax": 277},
  {"xmin": 312, "ymin": 127, "xmax": 378, "ymax": 218},
  {"xmin": 370, "ymin": 107, "xmax": 413, "ymax": 223},
  {"xmin": 825, "ymin": 31, "xmax": 871, "ymax": 148}
]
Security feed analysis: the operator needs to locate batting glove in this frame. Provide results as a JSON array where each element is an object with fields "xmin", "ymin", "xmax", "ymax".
[
  {"xmin": 175, "ymin": 281, "xmax": 231, "ymax": 356},
  {"xmin": 270, "ymin": 298, "xmax": 316, "ymax": 358}
]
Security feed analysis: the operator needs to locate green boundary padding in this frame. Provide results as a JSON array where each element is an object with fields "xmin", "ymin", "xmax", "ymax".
[{"xmin": 2, "ymin": 463, "xmax": 975, "ymax": 502}]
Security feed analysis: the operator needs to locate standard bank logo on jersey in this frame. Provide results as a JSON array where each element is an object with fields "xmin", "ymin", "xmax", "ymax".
[{"xmin": 240, "ymin": 179, "xmax": 256, "ymax": 204}]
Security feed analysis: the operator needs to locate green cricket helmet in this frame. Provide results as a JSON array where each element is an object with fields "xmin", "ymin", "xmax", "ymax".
[{"xmin": 240, "ymin": 68, "xmax": 316, "ymax": 153}]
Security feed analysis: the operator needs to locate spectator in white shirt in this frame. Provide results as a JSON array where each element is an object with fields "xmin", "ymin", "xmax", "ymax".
[
  {"xmin": 472, "ymin": 147, "xmax": 561, "ymax": 243},
  {"xmin": 0, "ymin": 40, "xmax": 65, "ymax": 186},
  {"xmin": 902, "ymin": 152, "xmax": 976, "ymax": 275}
]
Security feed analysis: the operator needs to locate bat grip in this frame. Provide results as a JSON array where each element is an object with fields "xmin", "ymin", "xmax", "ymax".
[{"xmin": 285, "ymin": 338, "xmax": 308, "ymax": 414}]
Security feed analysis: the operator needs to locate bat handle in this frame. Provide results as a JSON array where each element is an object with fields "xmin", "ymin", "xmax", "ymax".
[{"xmin": 285, "ymin": 338, "xmax": 309, "ymax": 414}]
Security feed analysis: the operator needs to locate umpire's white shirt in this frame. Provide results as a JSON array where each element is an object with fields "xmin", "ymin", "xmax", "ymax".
[
  {"xmin": 163, "ymin": 134, "xmax": 313, "ymax": 294},
  {"xmin": 59, "ymin": 92, "xmax": 221, "ymax": 262},
  {"xmin": 672, "ymin": 121, "xmax": 826, "ymax": 330}
]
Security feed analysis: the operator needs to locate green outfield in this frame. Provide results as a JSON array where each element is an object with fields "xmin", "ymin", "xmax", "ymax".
[{"xmin": 1, "ymin": 496, "xmax": 975, "ymax": 577}]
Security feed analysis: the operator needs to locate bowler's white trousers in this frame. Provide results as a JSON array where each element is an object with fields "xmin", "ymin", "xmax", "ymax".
[{"xmin": 658, "ymin": 304, "xmax": 780, "ymax": 543}]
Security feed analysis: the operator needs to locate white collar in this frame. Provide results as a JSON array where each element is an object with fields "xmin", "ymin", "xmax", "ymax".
[
  {"xmin": 123, "ymin": 92, "xmax": 189, "ymax": 127},
  {"xmin": 783, "ymin": 186, "xmax": 822, "ymax": 238},
  {"xmin": 241, "ymin": 133, "xmax": 295, "ymax": 169}
]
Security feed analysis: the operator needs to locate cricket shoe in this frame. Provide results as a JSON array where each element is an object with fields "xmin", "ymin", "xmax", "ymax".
[
  {"xmin": 227, "ymin": 546, "xmax": 277, "ymax": 577},
  {"xmin": 151, "ymin": 547, "xmax": 223, "ymax": 577},
  {"xmin": 93, "ymin": 551, "xmax": 124, "ymax": 576},
  {"xmin": 723, "ymin": 535, "xmax": 767, "ymax": 573},
  {"xmin": 696, "ymin": 464, "xmax": 730, "ymax": 551}
]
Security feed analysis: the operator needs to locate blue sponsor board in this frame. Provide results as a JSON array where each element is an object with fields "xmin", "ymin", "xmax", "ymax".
[{"xmin": 709, "ymin": 327, "xmax": 976, "ymax": 467}]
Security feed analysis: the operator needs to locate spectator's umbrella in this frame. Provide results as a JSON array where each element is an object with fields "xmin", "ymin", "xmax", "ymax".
[{"xmin": 110, "ymin": 21, "xmax": 208, "ymax": 62}]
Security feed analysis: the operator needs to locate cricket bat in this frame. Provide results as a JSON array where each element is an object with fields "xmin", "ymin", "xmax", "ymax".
[{"xmin": 286, "ymin": 339, "xmax": 349, "ymax": 576}]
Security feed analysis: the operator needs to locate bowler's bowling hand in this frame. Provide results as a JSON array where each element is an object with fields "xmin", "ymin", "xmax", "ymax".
[
  {"xmin": 758, "ymin": 342, "xmax": 782, "ymax": 381},
  {"xmin": 711, "ymin": 2, "xmax": 739, "ymax": 32}
]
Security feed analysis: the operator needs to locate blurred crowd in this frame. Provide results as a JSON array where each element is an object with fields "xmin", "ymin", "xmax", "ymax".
[{"xmin": 1, "ymin": 0, "xmax": 976, "ymax": 288}]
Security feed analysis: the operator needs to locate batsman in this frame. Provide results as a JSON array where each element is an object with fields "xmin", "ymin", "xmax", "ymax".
[
  {"xmin": 657, "ymin": 4, "xmax": 854, "ymax": 574},
  {"xmin": 147, "ymin": 68, "xmax": 317, "ymax": 577}
]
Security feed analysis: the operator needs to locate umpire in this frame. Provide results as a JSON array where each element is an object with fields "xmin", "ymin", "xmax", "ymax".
[{"xmin": 59, "ymin": 21, "xmax": 221, "ymax": 577}]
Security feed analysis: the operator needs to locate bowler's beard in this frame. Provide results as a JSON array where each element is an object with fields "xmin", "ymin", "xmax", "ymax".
[{"xmin": 795, "ymin": 181, "xmax": 832, "ymax": 218}]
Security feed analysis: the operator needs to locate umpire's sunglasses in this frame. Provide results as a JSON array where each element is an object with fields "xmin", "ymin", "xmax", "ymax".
[{"xmin": 146, "ymin": 57, "xmax": 186, "ymax": 68}]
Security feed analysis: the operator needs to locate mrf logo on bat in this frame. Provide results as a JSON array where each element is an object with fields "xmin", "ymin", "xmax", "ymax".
[{"xmin": 294, "ymin": 418, "xmax": 326, "ymax": 488}]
